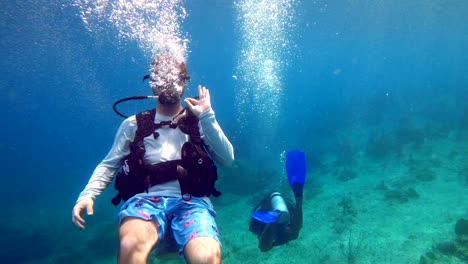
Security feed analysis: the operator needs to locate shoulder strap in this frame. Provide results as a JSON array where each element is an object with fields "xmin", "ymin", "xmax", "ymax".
[
  {"xmin": 174, "ymin": 107, "xmax": 202, "ymax": 144},
  {"xmin": 129, "ymin": 109, "xmax": 156, "ymax": 161},
  {"xmin": 135, "ymin": 109, "xmax": 157, "ymax": 140}
]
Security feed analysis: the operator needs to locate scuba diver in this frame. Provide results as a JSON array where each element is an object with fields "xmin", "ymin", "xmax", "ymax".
[
  {"xmin": 249, "ymin": 150, "xmax": 306, "ymax": 252},
  {"xmin": 72, "ymin": 54, "xmax": 234, "ymax": 264}
]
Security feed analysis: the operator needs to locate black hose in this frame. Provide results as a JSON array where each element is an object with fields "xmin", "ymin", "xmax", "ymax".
[{"xmin": 113, "ymin": 95, "xmax": 156, "ymax": 118}]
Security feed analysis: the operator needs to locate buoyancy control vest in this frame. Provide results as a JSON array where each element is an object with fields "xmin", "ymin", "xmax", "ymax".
[{"xmin": 111, "ymin": 107, "xmax": 221, "ymax": 206}]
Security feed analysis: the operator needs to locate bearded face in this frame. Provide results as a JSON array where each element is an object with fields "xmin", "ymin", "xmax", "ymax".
[{"xmin": 149, "ymin": 55, "xmax": 189, "ymax": 105}]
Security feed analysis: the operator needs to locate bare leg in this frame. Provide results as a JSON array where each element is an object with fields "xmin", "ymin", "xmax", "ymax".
[
  {"xmin": 118, "ymin": 217, "xmax": 159, "ymax": 264},
  {"xmin": 184, "ymin": 237, "xmax": 222, "ymax": 264}
]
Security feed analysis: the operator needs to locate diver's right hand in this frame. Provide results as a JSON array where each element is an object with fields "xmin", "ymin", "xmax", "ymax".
[{"xmin": 72, "ymin": 197, "xmax": 94, "ymax": 230}]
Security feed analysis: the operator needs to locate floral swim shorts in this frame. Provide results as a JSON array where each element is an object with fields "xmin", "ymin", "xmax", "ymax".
[{"xmin": 118, "ymin": 195, "xmax": 220, "ymax": 257}]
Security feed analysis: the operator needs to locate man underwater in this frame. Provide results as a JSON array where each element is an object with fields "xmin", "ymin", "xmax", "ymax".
[{"xmin": 72, "ymin": 54, "xmax": 234, "ymax": 264}]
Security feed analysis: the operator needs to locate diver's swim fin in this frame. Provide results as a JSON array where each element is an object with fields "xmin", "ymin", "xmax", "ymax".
[
  {"xmin": 286, "ymin": 150, "xmax": 307, "ymax": 197},
  {"xmin": 251, "ymin": 210, "xmax": 282, "ymax": 224},
  {"xmin": 258, "ymin": 223, "xmax": 277, "ymax": 251}
]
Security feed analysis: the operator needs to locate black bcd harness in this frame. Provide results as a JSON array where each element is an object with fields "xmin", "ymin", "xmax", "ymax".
[{"xmin": 111, "ymin": 108, "xmax": 221, "ymax": 206}]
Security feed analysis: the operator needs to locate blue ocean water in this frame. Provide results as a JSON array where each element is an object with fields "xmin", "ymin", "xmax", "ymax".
[{"xmin": 1, "ymin": 0, "xmax": 467, "ymax": 263}]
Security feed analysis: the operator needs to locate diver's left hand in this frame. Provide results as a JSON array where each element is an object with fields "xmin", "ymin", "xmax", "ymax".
[{"xmin": 185, "ymin": 85, "xmax": 212, "ymax": 117}]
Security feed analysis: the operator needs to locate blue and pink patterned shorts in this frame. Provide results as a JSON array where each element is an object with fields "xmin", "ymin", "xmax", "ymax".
[{"xmin": 118, "ymin": 195, "xmax": 220, "ymax": 257}]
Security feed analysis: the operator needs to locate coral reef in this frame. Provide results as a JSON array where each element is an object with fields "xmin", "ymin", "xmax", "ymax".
[
  {"xmin": 333, "ymin": 140, "xmax": 357, "ymax": 167},
  {"xmin": 419, "ymin": 218, "xmax": 468, "ymax": 263},
  {"xmin": 412, "ymin": 167, "xmax": 437, "ymax": 182},
  {"xmin": 218, "ymin": 159, "xmax": 281, "ymax": 196},
  {"xmin": 309, "ymin": 242, "xmax": 332, "ymax": 264},
  {"xmin": 394, "ymin": 125, "xmax": 426, "ymax": 149},
  {"xmin": 384, "ymin": 188, "xmax": 419, "ymax": 203},
  {"xmin": 340, "ymin": 229, "xmax": 366, "ymax": 264},
  {"xmin": 375, "ymin": 182, "xmax": 419, "ymax": 204},
  {"xmin": 337, "ymin": 167, "xmax": 358, "ymax": 182},
  {"xmin": 457, "ymin": 165, "xmax": 468, "ymax": 186},
  {"xmin": 455, "ymin": 218, "xmax": 468, "ymax": 237},
  {"xmin": 365, "ymin": 132, "xmax": 403, "ymax": 161},
  {"xmin": 405, "ymin": 156, "xmax": 437, "ymax": 182},
  {"xmin": 332, "ymin": 196, "xmax": 358, "ymax": 234}
]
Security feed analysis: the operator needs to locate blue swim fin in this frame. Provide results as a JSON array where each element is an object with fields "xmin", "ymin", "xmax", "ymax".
[
  {"xmin": 286, "ymin": 150, "xmax": 307, "ymax": 197},
  {"xmin": 251, "ymin": 210, "xmax": 282, "ymax": 224}
]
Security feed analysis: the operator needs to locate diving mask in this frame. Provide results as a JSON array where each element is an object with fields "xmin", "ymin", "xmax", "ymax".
[{"xmin": 149, "ymin": 56, "xmax": 188, "ymax": 105}]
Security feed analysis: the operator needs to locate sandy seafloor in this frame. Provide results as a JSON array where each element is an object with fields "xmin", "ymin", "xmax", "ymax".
[
  {"xmin": 10, "ymin": 130, "xmax": 463, "ymax": 264},
  {"xmin": 214, "ymin": 131, "xmax": 467, "ymax": 264}
]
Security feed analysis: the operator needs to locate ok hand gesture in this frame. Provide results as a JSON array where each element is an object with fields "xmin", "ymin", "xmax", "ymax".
[{"xmin": 184, "ymin": 85, "xmax": 212, "ymax": 117}]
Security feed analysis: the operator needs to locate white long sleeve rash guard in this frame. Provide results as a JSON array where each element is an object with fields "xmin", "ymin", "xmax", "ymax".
[{"xmin": 76, "ymin": 108, "xmax": 234, "ymax": 204}]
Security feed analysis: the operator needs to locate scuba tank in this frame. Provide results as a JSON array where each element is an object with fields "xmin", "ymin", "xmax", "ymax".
[{"xmin": 270, "ymin": 192, "xmax": 290, "ymax": 225}]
